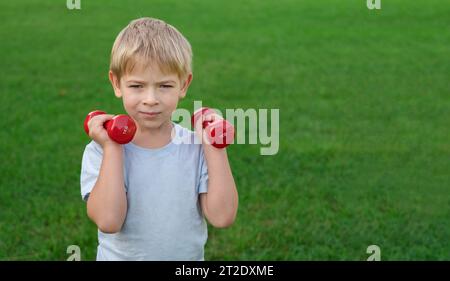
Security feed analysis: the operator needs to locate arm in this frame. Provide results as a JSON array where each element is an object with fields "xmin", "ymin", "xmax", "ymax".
[
  {"xmin": 86, "ymin": 114, "xmax": 127, "ymax": 233},
  {"xmin": 196, "ymin": 114, "xmax": 239, "ymax": 228},
  {"xmin": 200, "ymin": 146, "xmax": 239, "ymax": 228}
]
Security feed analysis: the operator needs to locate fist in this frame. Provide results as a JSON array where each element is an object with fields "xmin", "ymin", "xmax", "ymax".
[{"xmin": 192, "ymin": 107, "xmax": 234, "ymax": 149}]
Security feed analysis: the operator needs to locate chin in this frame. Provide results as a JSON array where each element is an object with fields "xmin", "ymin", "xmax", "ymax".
[{"xmin": 138, "ymin": 119, "xmax": 168, "ymax": 130}]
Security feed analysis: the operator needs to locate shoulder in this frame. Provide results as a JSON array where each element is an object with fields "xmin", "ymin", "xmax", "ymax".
[
  {"xmin": 83, "ymin": 140, "xmax": 103, "ymax": 157},
  {"xmin": 173, "ymin": 123, "xmax": 197, "ymax": 144},
  {"xmin": 173, "ymin": 123, "xmax": 204, "ymax": 156}
]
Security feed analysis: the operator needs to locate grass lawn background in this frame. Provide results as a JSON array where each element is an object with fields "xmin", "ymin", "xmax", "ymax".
[{"xmin": 0, "ymin": 0, "xmax": 448, "ymax": 260}]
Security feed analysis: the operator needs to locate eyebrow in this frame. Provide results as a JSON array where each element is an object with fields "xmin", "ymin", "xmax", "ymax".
[
  {"xmin": 126, "ymin": 79, "xmax": 177, "ymax": 84},
  {"xmin": 126, "ymin": 79, "xmax": 146, "ymax": 84},
  {"xmin": 157, "ymin": 80, "xmax": 177, "ymax": 84}
]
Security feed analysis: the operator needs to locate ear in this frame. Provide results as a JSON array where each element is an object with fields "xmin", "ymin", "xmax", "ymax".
[
  {"xmin": 179, "ymin": 73, "xmax": 193, "ymax": 99},
  {"xmin": 109, "ymin": 70, "xmax": 123, "ymax": 98}
]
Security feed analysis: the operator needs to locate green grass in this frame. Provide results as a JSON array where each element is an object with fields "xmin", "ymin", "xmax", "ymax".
[{"xmin": 0, "ymin": 0, "xmax": 449, "ymax": 260}]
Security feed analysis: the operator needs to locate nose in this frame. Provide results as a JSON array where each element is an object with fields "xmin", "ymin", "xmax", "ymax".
[{"xmin": 142, "ymin": 89, "xmax": 159, "ymax": 106}]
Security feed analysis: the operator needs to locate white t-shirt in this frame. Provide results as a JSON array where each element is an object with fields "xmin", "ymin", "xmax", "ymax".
[{"xmin": 80, "ymin": 122, "xmax": 209, "ymax": 261}]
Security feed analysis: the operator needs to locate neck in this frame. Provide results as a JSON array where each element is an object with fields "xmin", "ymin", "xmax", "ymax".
[{"xmin": 132, "ymin": 119, "xmax": 174, "ymax": 149}]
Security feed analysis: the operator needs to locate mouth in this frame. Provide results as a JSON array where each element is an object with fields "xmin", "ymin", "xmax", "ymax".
[{"xmin": 139, "ymin": 111, "xmax": 161, "ymax": 118}]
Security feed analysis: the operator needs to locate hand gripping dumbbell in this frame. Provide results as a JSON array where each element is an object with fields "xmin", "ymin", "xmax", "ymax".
[
  {"xmin": 84, "ymin": 110, "xmax": 137, "ymax": 144},
  {"xmin": 191, "ymin": 107, "xmax": 235, "ymax": 149}
]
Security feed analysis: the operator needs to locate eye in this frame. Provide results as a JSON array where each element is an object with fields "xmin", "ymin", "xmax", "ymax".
[
  {"xmin": 160, "ymin": 85, "xmax": 173, "ymax": 89},
  {"xmin": 129, "ymin": 85, "xmax": 143, "ymax": 88}
]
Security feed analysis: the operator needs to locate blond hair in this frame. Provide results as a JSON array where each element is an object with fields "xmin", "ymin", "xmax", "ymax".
[{"xmin": 110, "ymin": 17, "xmax": 192, "ymax": 83}]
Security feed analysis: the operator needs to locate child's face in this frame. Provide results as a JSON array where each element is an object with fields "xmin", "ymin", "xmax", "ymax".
[{"xmin": 109, "ymin": 62, "xmax": 192, "ymax": 132}]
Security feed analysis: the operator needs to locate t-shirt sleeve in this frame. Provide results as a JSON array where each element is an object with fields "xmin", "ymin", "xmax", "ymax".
[
  {"xmin": 80, "ymin": 141, "xmax": 103, "ymax": 202},
  {"xmin": 197, "ymin": 145, "xmax": 209, "ymax": 194}
]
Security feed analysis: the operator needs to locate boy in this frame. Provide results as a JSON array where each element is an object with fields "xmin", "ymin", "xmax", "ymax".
[{"xmin": 80, "ymin": 17, "xmax": 238, "ymax": 261}]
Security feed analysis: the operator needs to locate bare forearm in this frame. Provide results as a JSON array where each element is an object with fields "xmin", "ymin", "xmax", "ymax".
[
  {"xmin": 87, "ymin": 144, "xmax": 127, "ymax": 233},
  {"xmin": 203, "ymin": 145, "xmax": 238, "ymax": 226}
]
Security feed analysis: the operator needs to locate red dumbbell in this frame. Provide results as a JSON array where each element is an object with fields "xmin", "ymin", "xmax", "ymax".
[
  {"xmin": 191, "ymin": 107, "xmax": 235, "ymax": 149},
  {"xmin": 84, "ymin": 110, "xmax": 137, "ymax": 144}
]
